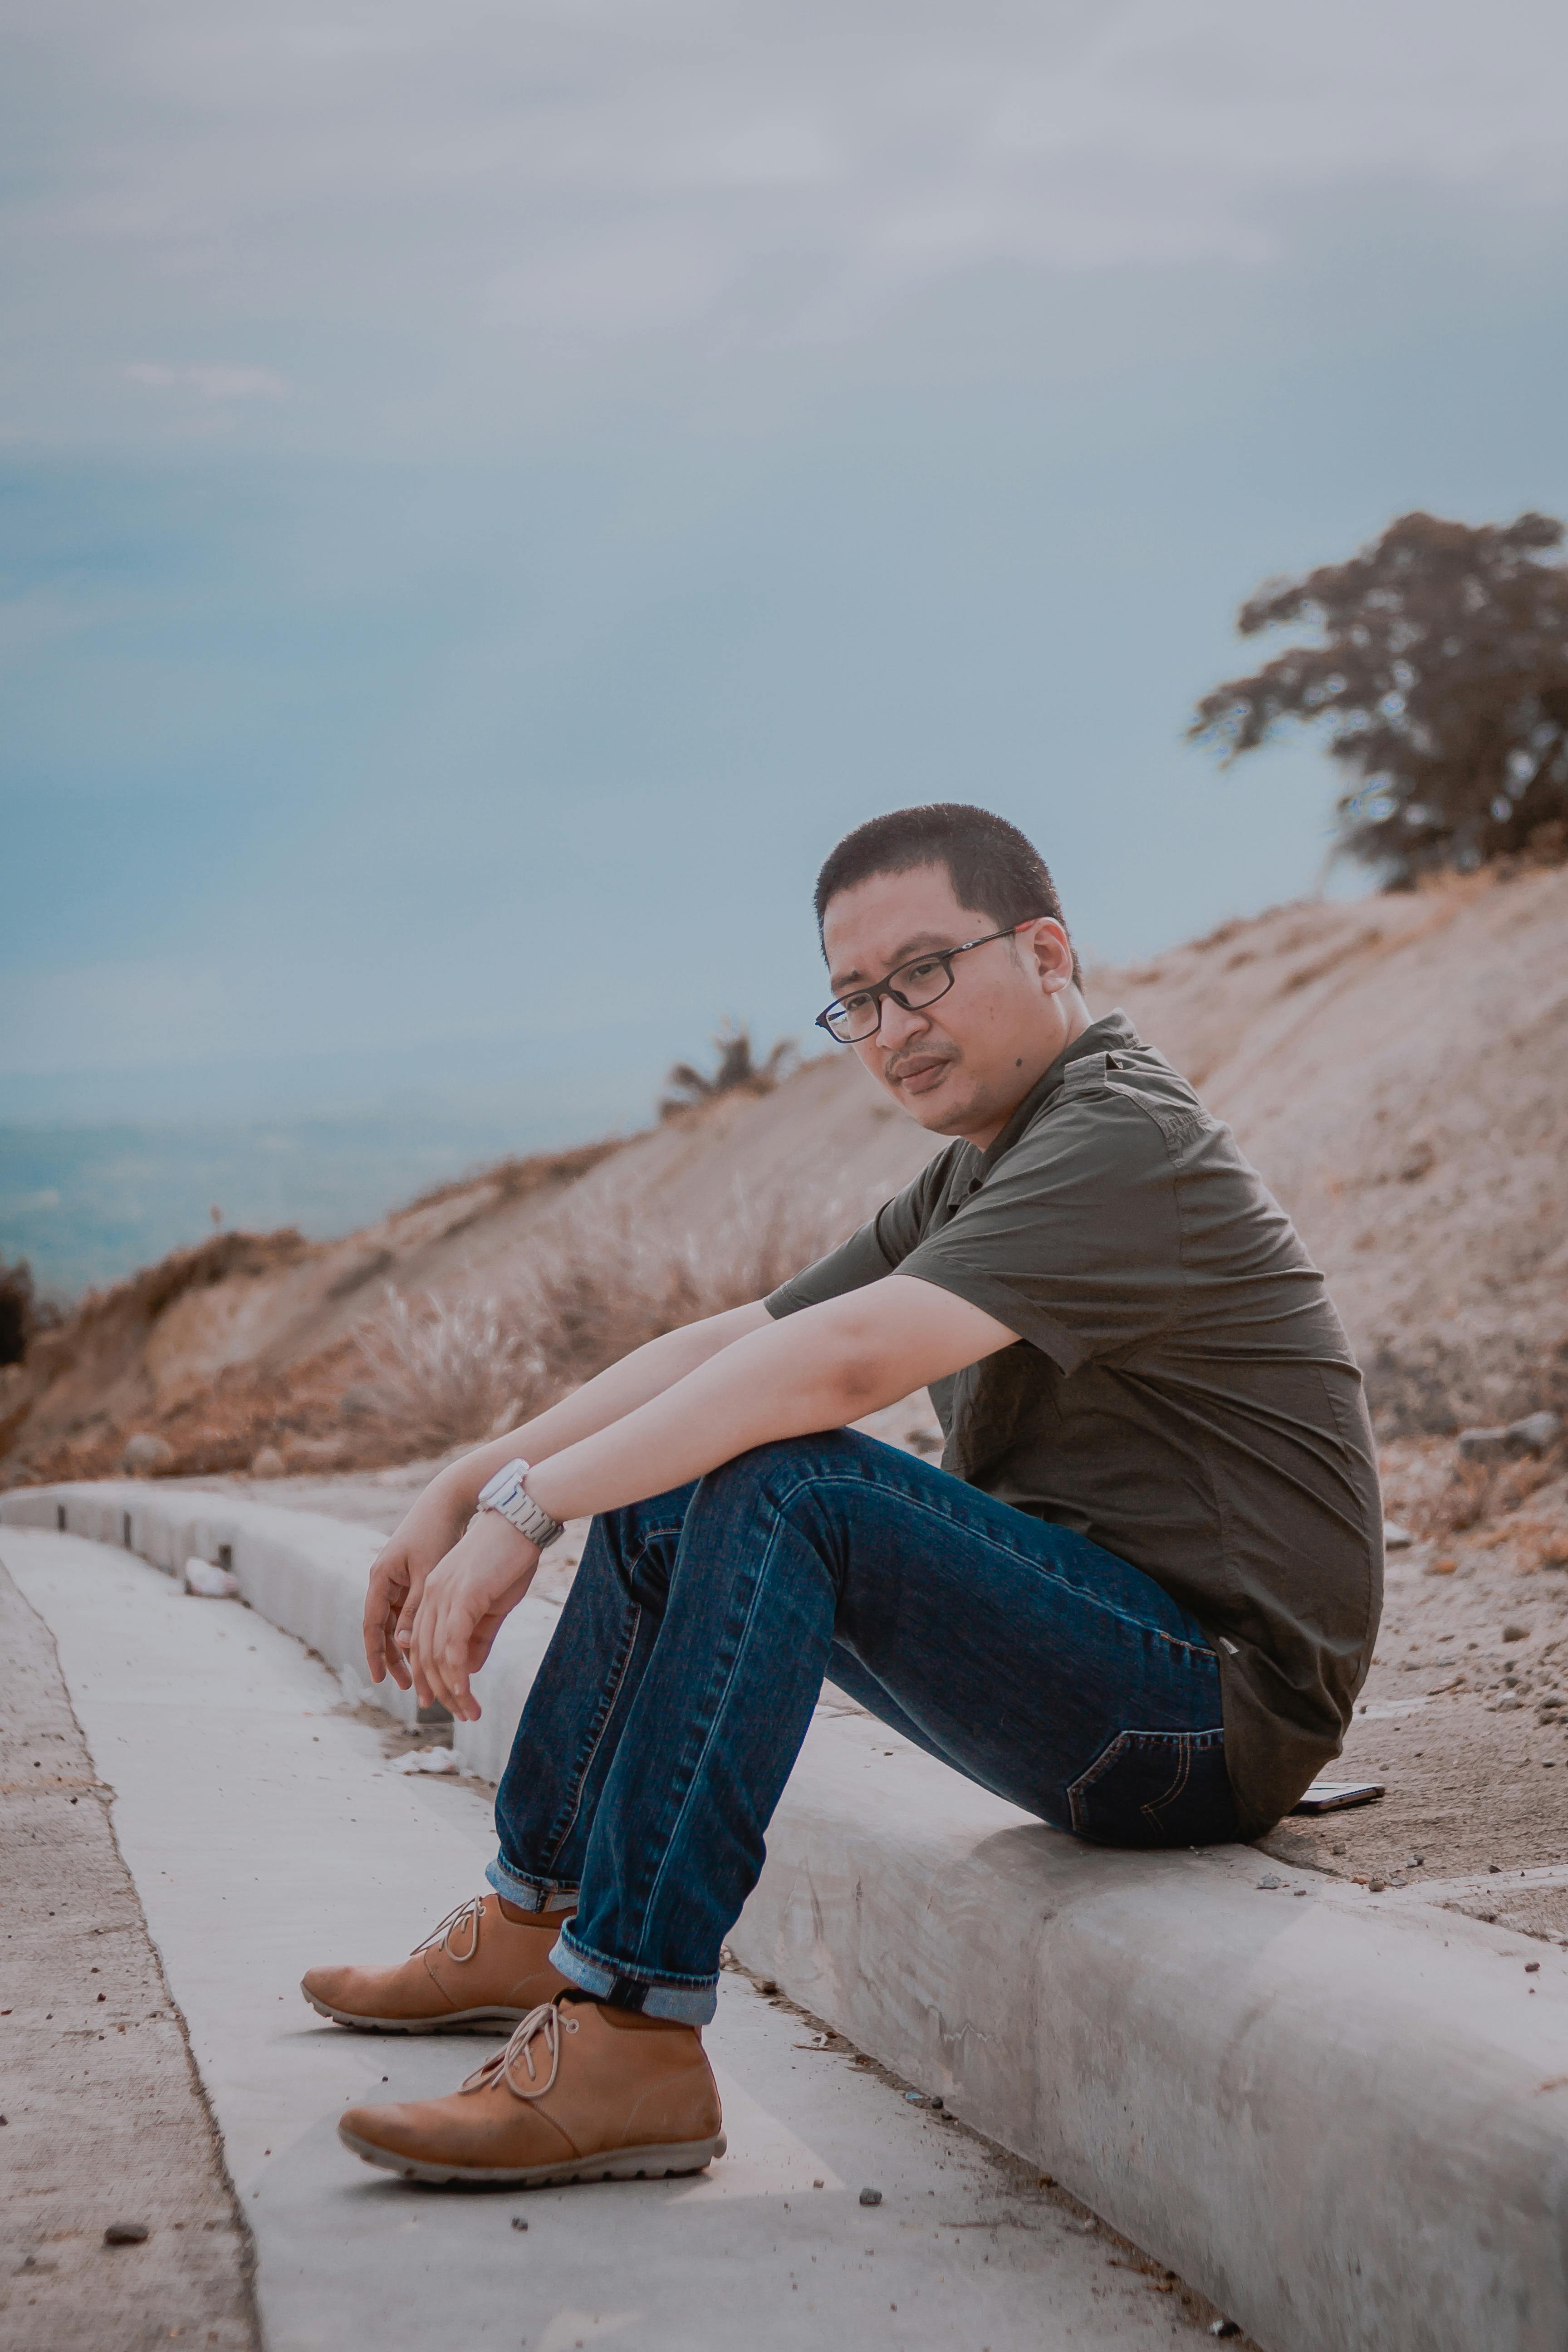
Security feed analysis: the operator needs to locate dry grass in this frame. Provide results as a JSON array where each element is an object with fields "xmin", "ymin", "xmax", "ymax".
[
  {"xmin": 353, "ymin": 1172, "xmax": 873, "ymax": 1451},
  {"xmin": 1411, "ymin": 1459, "xmax": 1499, "ymax": 1541}
]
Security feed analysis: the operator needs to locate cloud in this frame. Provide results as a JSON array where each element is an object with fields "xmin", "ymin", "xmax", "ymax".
[
  {"xmin": 4, "ymin": 0, "xmax": 1567, "ymax": 449},
  {"xmin": 123, "ymin": 363, "xmax": 291, "ymax": 399}
]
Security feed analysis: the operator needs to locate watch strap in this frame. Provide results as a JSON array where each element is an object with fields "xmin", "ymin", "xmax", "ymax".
[{"xmin": 476, "ymin": 1458, "xmax": 564, "ymax": 1551}]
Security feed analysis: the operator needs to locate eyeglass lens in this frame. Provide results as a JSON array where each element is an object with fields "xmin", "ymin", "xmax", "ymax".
[{"xmin": 828, "ymin": 953, "xmax": 955, "ymax": 1041}]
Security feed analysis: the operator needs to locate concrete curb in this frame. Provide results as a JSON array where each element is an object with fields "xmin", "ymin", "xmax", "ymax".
[{"xmin": 6, "ymin": 1480, "xmax": 1568, "ymax": 2352}]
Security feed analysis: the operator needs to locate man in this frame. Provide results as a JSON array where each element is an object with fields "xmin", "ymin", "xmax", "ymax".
[{"xmin": 312, "ymin": 802, "xmax": 1382, "ymax": 2189}]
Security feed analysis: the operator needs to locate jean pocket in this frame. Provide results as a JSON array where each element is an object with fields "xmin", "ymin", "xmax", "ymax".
[{"xmin": 1067, "ymin": 1726, "xmax": 1235, "ymax": 1848}]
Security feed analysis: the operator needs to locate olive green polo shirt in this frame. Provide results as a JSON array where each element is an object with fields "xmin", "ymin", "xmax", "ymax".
[{"xmin": 765, "ymin": 1010, "xmax": 1382, "ymax": 1839}]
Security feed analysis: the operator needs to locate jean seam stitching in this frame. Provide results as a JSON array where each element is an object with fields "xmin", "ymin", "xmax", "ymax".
[
  {"xmin": 537, "ymin": 1595, "xmax": 644, "ymax": 1875},
  {"xmin": 763, "ymin": 1467, "xmax": 1213, "ymax": 1656},
  {"xmin": 557, "ymin": 1927, "xmax": 717, "ymax": 1991},
  {"xmin": 631, "ymin": 1499, "xmax": 817, "ymax": 1963},
  {"xmin": 530, "ymin": 1518, "xmax": 683, "ymax": 1870},
  {"xmin": 1141, "ymin": 1735, "xmax": 1192, "ymax": 1833},
  {"xmin": 1066, "ymin": 1725, "xmax": 1225, "ymax": 1836}
]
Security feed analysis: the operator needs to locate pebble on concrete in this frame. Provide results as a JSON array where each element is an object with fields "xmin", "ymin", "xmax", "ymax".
[
  {"xmin": 104, "ymin": 2223, "xmax": 150, "ymax": 2245},
  {"xmin": 859, "ymin": 2187, "xmax": 882, "ymax": 2206}
]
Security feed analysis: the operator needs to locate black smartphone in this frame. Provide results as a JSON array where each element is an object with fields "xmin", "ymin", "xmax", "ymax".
[{"xmin": 1292, "ymin": 1779, "xmax": 1385, "ymax": 1814}]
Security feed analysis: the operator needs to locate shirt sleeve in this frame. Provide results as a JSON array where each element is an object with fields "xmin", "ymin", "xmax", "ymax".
[
  {"xmin": 764, "ymin": 1147, "xmax": 961, "ymax": 1319},
  {"xmin": 892, "ymin": 1084, "xmax": 1184, "ymax": 1375}
]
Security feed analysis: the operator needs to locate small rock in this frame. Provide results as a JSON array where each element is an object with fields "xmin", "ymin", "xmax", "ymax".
[
  {"xmin": 1254, "ymin": 1874, "xmax": 1284, "ymax": 1891},
  {"xmin": 1489, "ymin": 1862, "xmax": 1502, "ymax": 1873},
  {"xmin": 1526, "ymin": 1962, "xmax": 1541, "ymax": 1974},
  {"xmin": 1458, "ymin": 1411, "xmax": 1562, "ymax": 1464},
  {"xmin": 1210, "ymin": 2325, "xmax": 1242, "ymax": 2342},
  {"xmin": 249, "ymin": 1446, "xmax": 286, "ymax": 1479},
  {"xmin": 1426, "ymin": 1557, "xmax": 1457, "ymax": 1578},
  {"xmin": 1494, "ymin": 1695, "xmax": 1523, "ymax": 1712},
  {"xmin": 1367, "ymin": 1877, "xmax": 1387, "ymax": 1893},
  {"xmin": 122, "ymin": 1431, "xmax": 173, "ymax": 1477},
  {"xmin": 510, "ymin": 2217, "xmax": 528, "ymax": 2231},
  {"xmin": 1382, "ymin": 1521, "xmax": 1416, "ymax": 1550},
  {"xmin": 1503, "ymin": 1623, "xmax": 1530, "ymax": 1643},
  {"xmin": 184, "ymin": 1557, "xmax": 239, "ymax": 1599},
  {"xmin": 104, "ymin": 2222, "xmax": 149, "ymax": 2245},
  {"xmin": 859, "ymin": 2186, "xmax": 882, "ymax": 2207},
  {"xmin": 930, "ymin": 2096, "xmax": 944, "ymax": 2111}
]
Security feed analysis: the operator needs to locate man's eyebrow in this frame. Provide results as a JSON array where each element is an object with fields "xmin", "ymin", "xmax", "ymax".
[{"xmin": 828, "ymin": 931, "xmax": 953, "ymax": 995}]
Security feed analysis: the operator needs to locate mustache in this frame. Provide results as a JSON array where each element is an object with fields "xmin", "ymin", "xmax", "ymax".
[{"xmin": 882, "ymin": 1044, "xmax": 960, "ymax": 1084}]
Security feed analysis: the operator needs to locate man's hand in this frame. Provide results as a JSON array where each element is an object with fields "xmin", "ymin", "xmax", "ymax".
[
  {"xmin": 362, "ymin": 1475, "xmax": 477, "ymax": 1690},
  {"xmin": 404, "ymin": 1510, "xmax": 540, "ymax": 1722}
]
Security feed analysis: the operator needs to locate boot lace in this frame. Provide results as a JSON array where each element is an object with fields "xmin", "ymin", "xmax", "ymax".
[
  {"xmin": 461, "ymin": 2001, "xmax": 579, "ymax": 2103},
  {"xmin": 412, "ymin": 1896, "xmax": 486, "ymax": 1965}
]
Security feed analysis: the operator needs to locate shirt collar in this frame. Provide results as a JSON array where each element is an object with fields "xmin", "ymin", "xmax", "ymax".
[{"xmin": 972, "ymin": 1008, "xmax": 1142, "ymax": 1176}]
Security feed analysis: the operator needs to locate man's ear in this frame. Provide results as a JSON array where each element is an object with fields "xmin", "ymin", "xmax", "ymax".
[{"xmin": 1028, "ymin": 918, "xmax": 1075, "ymax": 995}]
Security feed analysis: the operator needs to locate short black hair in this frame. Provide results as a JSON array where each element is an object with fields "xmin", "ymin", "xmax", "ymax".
[{"xmin": 814, "ymin": 803, "xmax": 1081, "ymax": 986}]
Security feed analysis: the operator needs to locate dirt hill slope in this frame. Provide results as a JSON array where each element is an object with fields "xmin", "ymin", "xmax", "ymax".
[
  {"xmin": 3, "ymin": 861, "xmax": 1564, "ymax": 1485},
  {"xmin": 1101, "ymin": 861, "xmax": 1568, "ymax": 1433}
]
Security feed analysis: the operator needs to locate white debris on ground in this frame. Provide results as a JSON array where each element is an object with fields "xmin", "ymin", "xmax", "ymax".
[{"xmin": 184, "ymin": 1556, "xmax": 240, "ymax": 1597}]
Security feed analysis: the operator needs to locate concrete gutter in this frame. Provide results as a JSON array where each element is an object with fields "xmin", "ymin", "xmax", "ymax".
[
  {"xmin": 0, "ymin": 1478, "xmax": 559, "ymax": 1777},
  {"xmin": 7, "ymin": 1479, "xmax": 1568, "ymax": 2352}
]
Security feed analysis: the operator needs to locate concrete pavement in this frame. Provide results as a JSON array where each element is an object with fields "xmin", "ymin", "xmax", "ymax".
[
  {"xmin": 2, "ymin": 1524, "xmax": 1232, "ymax": 2352},
  {"xmin": 15, "ymin": 1476, "xmax": 1568, "ymax": 2352}
]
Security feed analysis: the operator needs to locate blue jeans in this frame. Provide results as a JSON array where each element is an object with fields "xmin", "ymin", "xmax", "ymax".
[{"xmin": 488, "ymin": 1430, "xmax": 1238, "ymax": 2023}]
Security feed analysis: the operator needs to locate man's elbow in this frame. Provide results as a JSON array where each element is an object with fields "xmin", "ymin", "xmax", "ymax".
[{"xmin": 815, "ymin": 1330, "xmax": 914, "ymax": 1420}]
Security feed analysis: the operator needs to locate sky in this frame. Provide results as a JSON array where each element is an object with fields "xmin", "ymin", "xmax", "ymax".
[{"xmin": 5, "ymin": 0, "xmax": 1568, "ymax": 1162}]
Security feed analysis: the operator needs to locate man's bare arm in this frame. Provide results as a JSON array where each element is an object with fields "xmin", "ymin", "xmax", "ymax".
[
  {"xmin": 361, "ymin": 1298, "xmax": 772, "ymax": 1687},
  {"xmin": 407, "ymin": 1275, "xmax": 1017, "ymax": 1719}
]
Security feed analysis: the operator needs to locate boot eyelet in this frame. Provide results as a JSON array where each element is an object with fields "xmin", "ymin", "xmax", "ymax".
[{"xmin": 566, "ymin": 2017, "xmax": 579, "ymax": 2032}]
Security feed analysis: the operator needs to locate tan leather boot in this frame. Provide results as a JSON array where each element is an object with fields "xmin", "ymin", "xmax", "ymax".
[
  {"xmin": 338, "ymin": 1996, "xmax": 725, "ymax": 2186},
  {"xmin": 301, "ymin": 1895, "xmax": 577, "ymax": 2032}
]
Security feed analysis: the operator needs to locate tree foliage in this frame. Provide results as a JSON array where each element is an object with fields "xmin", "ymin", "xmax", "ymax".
[
  {"xmin": 660, "ymin": 1021, "xmax": 796, "ymax": 1118},
  {"xmin": 1190, "ymin": 511, "xmax": 1568, "ymax": 884},
  {"xmin": 0, "ymin": 1256, "xmax": 40, "ymax": 1367}
]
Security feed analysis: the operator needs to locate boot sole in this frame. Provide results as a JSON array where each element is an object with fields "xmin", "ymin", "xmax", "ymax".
[
  {"xmin": 338, "ymin": 2124, "xmax": 727, "ymax": 2187},
  {"xmin": 304, "ymin": 1991, "xmax": 532, "ymax": 2034}
]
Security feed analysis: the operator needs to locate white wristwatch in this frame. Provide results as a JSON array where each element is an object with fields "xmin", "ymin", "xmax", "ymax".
[{"xmin": 476, "ymin": 1458, "xmax": 565, "ymax": 1551}]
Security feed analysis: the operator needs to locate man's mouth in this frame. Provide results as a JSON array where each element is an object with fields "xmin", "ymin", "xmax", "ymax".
[{"xmin": 886, "ymin": 1053, "xmax": 955, "ymax": 1097}]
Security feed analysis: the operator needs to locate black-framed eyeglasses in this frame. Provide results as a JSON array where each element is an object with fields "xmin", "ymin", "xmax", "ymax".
[{"xmin": 815, "ymin": 924, "xmax": 1033, "ymax": 1045}]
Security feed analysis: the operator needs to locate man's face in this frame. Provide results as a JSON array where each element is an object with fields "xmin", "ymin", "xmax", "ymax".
[{"xmin": 820, "ymin": 862, "xmax": 1082, "ymax": 1147}]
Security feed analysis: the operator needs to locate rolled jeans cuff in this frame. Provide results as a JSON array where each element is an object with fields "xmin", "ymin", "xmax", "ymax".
[
  {"xmin": 550, "ymin": 1923, "xmax": 719, "ymax": 2026},
  {"xmin": 486, "ymin": 1855, "xmax": 577, "ymax": 1914}
]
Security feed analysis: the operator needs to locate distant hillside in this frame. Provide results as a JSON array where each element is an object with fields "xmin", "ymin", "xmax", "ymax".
[{"xmin": 4, "ymin": 860, "xmax": 1565, "ymax": 1486}]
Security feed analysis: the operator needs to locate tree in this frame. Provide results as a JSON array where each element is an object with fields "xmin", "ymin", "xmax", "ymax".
[
  {"xmin": 1190, "ymin": 511, "xmax": 1568, "ymax": 885},
  {"xmin": 660, "ymin": 1021, "xmax": 796, "ymax": 1118},
  {"xmin": 0, "ymin": 1256, "xmax": 39, "ymax": 1367}
]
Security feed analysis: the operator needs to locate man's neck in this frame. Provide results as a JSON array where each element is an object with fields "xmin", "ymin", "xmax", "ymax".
[{"xmin": 956, "ymin": 997, "xmax": 1093, "ymax": 1152}]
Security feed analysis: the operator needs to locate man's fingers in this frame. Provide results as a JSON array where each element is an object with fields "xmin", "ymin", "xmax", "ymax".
[{"xmin": 363, "ymin": 1554, "xmax": 413, "ymax": 1684}]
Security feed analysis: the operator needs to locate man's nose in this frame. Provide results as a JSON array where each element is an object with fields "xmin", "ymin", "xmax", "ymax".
[{"xmin": 876, "ymin": 992, "xmax": 929, "ymax": 1046}]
